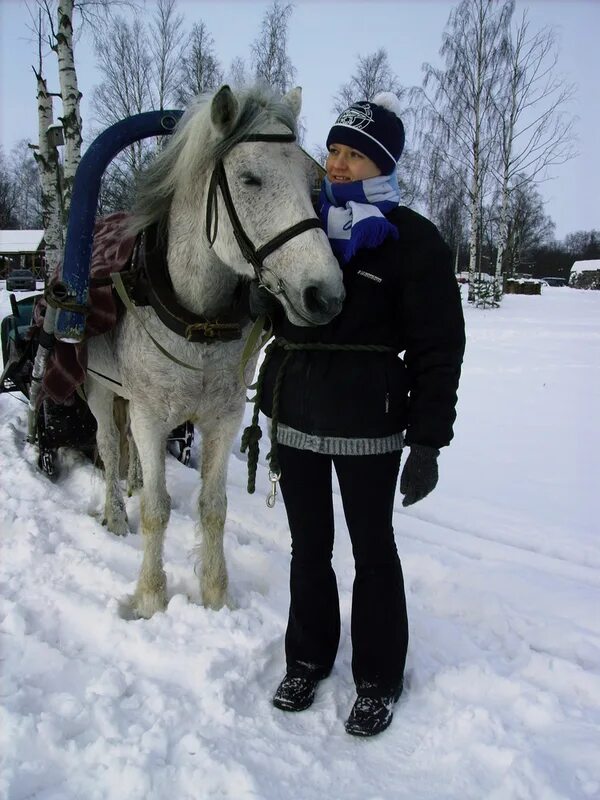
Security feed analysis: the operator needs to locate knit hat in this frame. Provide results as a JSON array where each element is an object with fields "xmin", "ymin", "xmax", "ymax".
[{"xmin": 326, "ymin": 92, "xmax": 405, "ymax": 175}]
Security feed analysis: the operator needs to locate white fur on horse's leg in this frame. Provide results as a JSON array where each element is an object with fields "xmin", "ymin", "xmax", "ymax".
[
  {"xmin": 127, "ymin": 434, "xmax": 143, "ymax": 496},
  {"xmin": 129, "ymin": 410, "xmax": 170, "ymax": 618},
  {"xmin": 86, "ymin": 382, "xmax": 129, "ymax": 536},
  {"xmin": 196, "ymin": 422, "xmax": 238, "ymax": 610}
]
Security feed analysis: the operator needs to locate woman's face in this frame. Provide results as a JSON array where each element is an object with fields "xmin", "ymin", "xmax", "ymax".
[{"xmin": 326, "ymin": 143, "xmax": 382, "ymax": 184}]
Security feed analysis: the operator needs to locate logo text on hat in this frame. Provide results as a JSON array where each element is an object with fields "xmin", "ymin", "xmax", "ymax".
[{"xmin": 336, "ymin": 103, "xmax": 373, "ymax": 131}]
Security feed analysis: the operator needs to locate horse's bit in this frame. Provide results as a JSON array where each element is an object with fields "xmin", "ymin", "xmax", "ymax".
[{"xmin": 205, "ymin": 132, "xmax": 323, "ymax": 303}]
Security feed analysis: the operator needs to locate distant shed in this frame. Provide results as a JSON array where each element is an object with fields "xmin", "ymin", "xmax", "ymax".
[
  {"xmin": 569, "ymin": 259, "xmax": 600, "ymax": 290},
  {"xmin": 0, "ymin": 230, "xmax": 46, "ymax": 279}
]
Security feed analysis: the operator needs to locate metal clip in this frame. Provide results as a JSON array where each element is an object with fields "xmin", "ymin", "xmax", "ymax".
[{"xmin": 266, "ymin": 469, "xmax": 281, "ymax": 508}]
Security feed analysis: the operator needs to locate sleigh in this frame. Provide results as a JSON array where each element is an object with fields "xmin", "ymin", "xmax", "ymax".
[
  {"xmin": 0, "ymin": 288, "xmax": 194, "ymax": 476},
  {"xmin": 0, "ymin": 110, "xmax": 195, "ymax": 477}
]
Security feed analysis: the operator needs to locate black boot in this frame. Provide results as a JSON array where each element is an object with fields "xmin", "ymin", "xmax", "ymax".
[
  {"xmin": 344, "ymin": 683, "xmax": 403, "ymax": 737},
  {"xmin": 272, "ymin": 674, "xmax": 320, "ymax": 712}
]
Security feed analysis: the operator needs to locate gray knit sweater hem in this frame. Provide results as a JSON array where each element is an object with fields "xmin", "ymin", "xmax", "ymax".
[{"xmin": 274, "ymin": 423, "xmax": 404, "ymax": 456}]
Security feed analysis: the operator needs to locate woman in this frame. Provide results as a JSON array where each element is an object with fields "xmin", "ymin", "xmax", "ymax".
[{"xmin": 253, "ymin": 94, "xmax": 465, "ymax": 737}]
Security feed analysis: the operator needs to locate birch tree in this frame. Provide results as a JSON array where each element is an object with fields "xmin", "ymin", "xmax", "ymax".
[
  {"xmin": 227, "ymin": 56, "xmax": 248, "ymax": 90},
  {"xmin": 251, "ymin": 0, "xmax": 295, "ymax": 94},
  {"xmin": 332, "ymin": 49, "xmax": 404, "ymax": 113},
  {"xmin": 151, "ymin": 0, "xmax": 185, "ymax": 110},
  {"xmin": 93, "ymin": 15, "xmax": 155, "ymax": 209},
  {"xmin": 503, "ymin": 179, "xmax": 555, "ymax": 272},
  {"xmin": 492, "ymin": 12, "xmax": 576, "ymax": 280},
  {"xmin": 10, "ymin": 140, "xmax": 44, "ymax": 228},
  {"xmin": 0, "ymin": 150, "xmax": 20, "ymax": 229},
  {"xmin": 420, "ymin": 0, "xmax": 513, "ymax": 291},
  {"xmin": 30, "ymin": 10, "xmax": 64, "ymax": 275},
  {"xmin": 176, "ymin": 21, "xmax": 223, "ymax": 105},
  {"xmin": 53, "ymin": 0, "xmax": 82, "ymax": 219},
  {"xmin": 332, "ymin": 49, "xmax": 416, "ymax": 202}
]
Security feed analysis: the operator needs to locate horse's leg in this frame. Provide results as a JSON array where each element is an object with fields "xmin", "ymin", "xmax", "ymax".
[
  {"xmin": 129, "ymin": 407, "xmax": 170, "ymax": 618},
  {"xmin": 127, "ymin": 433, "xmax": 143, "ymax": 496},
  {"xmin": 86, "ymin": 382, "xmax": 129, "ymax": 536},
  {"xmin": 196, "ymin": 419, "xmax": 239, "ymax": 610}
]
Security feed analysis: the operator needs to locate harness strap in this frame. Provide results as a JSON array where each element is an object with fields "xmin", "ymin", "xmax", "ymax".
[
  {"xmin": 255, "ymin": 219, "xmax": 322, "ymax": 263},
  {"xmin": 111, "ymin": 271, "xmax": 204, "ymax": 371},
  {"xmin": 205, "ymin": 130, "xmax": 322, "ymax": 289},
  {"xmin": 241, "ymin": 337, "xmax": 396, "ymax": 496}
]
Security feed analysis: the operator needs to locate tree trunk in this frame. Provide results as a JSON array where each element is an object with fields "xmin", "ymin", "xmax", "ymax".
[
  {"xmin": 56, "ymin": 0, "xmax": 82, "ymax": 222},
  {"xmin": 495, "ymin": 180, "xmax": 510, "ymax": 280},
  {"xmin": 33, "ymin": 69, "xmax": 63, "ymax": 279},
  {"xmin": 468, "ymin": 144, "xmax": 480, "ymax": 280}
]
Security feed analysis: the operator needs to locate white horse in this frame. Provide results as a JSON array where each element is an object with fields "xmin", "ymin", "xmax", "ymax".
[{"xmin": 85, "ymin": 85, "xmax": 344, "ymax": 618}]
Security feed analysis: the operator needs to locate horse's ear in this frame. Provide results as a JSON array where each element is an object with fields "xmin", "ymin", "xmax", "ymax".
[
  {"xmin": 282, "ymin": 86, "xmax": 302, "ymax": 119},
  {"xmin": 211, "ymin": 85, "xmax": 239, "ymax": 134}
]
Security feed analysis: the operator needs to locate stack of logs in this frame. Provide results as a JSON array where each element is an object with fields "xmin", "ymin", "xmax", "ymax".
[{"xmin": 504, "ymin": 279, "xmax": 542, "ymax": 295}]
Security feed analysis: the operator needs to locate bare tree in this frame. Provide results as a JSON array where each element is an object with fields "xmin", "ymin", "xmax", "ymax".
[
  {"xmin": 251, "ymin": 0, "xmax": 295, "ymax": 93},
  {"xmin": 29, "ymin": 8, "xmax": 64, "ymax": 275},
  {"xmin": 176, "ymin": 21, "xmax": 223, "ymax": 105},
  {"xmin": 150, "ymin": 0, "xmax": 185, "ymax": 110},
  {"xmin": 23, "ymin": 0, "xmax": 126, "ymax": 276},
  {"xmin": 503, "ymin": 179, "xmax": 555, "ymax": 273},
  {"xmin": 332, "ymin": 49, "xmax": 404, "ymax": 113},
  {"xmin": 93, "ymin": 15, "xmax": 155, "ymax": 208},
  {"xmin": 331, "ymin": 48, "xmax": 416, "ymax": 201},
  {"xmin": 10, "ymin": 140, "xmax": 44, "ymax": 228},
  {"xmin": 0, "ymin": 149, "xmax": 21, "ymax": 229},
  {"xmin": 419, "ymin": 0, "xmax": 514, "ymax": 290},
  {"xmin": 227, "ymin": 56, "xmax": 248, "ymax": 90},
  {"xmin": 53, "ymin": 0, "xmax": 83, "ymax": 218},
  {"xmin": 492, "ymin": 12, "xmax": 576, "ymax": 280}
]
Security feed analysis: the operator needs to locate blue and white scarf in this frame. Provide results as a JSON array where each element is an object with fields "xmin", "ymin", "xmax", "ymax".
[{"xmin": 318, "ymin": 174, "xmax": 400, "ymax": 264}]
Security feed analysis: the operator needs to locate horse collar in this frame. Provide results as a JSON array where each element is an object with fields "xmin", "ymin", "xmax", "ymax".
[{"xmin": 133, "ymin": 224, "xmax": 248, "ymax": 343}]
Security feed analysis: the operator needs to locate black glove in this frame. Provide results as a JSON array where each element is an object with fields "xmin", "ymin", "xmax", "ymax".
[
  {"xmin": 248, "ymin": 281, "xmax": 281, "ymax": 320},
  {"xmin": 400, "ymin": 445, "xmax": 440, "ymax": 507}
]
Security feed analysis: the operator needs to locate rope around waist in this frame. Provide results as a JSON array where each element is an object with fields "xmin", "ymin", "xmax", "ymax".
[{"xmin": 240, "ymin": 337, "xmax": 396, "ymax": 496}]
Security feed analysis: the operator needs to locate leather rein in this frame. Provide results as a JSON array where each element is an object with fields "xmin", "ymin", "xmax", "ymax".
[{"xmin": 205, "ymin": 131, "xmax": 323, "ymax": 313}]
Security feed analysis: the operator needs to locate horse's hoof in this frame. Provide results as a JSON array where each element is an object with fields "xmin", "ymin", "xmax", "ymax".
[
  {"xmin": 103, "ymin": 515, "xmax": 129, "ymax": 536},
  {"xmin": 110, "ymin": 522, "xmax": 129, "ymax": 537},
  {"xmin": 131, "ymin": 589, "xmax": 168, "ymax": 619},
  {"xmin": 201, "ymin": 587, "xmax": 228, "ymax": 611}
]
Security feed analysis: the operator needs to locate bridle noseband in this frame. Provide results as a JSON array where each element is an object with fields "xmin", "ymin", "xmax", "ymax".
[{"xmin": 205, "ymin": 132, "xmax": 323, "ymax": 293}]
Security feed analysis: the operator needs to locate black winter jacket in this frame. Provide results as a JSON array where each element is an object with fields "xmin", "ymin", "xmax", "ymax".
[{"xmin": 259, "ymin": 206, "xmax": 466, "ymax": 449}]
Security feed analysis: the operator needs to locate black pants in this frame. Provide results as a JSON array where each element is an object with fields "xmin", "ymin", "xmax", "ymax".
[{"xmin": 278, "ymin": 445, "xmax": 408, "ymax": 694}]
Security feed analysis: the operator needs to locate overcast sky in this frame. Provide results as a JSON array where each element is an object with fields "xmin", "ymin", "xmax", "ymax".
[{"xmin": 0, "ymin": 0, "xmax": 598, "ymax": 240}]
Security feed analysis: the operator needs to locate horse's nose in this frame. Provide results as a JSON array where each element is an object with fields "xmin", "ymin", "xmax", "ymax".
[{"xmin": 302, "ymin": 283, "xmax": 345, "ymax": 320}]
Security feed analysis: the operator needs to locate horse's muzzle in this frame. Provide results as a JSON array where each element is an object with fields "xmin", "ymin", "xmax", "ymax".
[{"xmin": 301, "ymin": 283, "xmax": 345, "ymax": 324}]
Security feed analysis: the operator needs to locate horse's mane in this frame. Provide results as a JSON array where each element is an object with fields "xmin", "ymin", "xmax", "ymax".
[{"xmin": 127, "ymin": 85, "xmax": 298, "ymax": 236}]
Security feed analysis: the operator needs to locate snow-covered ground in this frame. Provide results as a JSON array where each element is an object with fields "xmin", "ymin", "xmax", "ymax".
[{"xmin": 1, "ymin": 284, "xmax": 599, "ymax": 800}]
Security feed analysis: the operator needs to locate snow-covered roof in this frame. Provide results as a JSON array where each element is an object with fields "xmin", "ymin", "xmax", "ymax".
[
  {"xmin": 570, "ymin": 259, "xmax": 600, "ymax": 274},
  {"xmin": 0, "ymin": 230, "xmax": 45, "ymax": 253}
]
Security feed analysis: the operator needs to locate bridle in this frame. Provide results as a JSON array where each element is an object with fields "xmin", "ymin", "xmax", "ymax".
[{"xmin": 205, "ymin": 131, "xmax": 323, "ymax": 300}]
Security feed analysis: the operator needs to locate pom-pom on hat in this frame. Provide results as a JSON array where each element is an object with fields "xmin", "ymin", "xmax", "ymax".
[{"xmin": 326, "ymin": 92, "xmax": 405, "ymax": 175}]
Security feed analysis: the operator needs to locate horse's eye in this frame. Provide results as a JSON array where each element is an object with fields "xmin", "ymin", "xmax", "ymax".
[{"xmin": 241, "ymin": 173, "xmax": 262, "ymax": 188}]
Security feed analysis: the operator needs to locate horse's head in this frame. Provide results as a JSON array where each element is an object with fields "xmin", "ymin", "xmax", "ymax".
[
  {"xmin": 129, "ymin": 86, "xmax": 345, "ymax": 327},
  {"xmin": 203, "ymin": 85, "xmax": 345, "ymax": 326}
]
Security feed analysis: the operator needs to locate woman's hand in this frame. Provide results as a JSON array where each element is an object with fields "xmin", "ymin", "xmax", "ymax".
[{"xmin": 400, "ymin": 445, "xmax": 439, "ymax": 506}]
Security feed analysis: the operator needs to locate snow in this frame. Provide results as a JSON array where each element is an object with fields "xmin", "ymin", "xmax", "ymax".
[
  {"xmin": 571, "ymin": 259, "xmax": 600, "ymax": 275},
  {"xmin": 1, "ymin": 284, "xmax": 599, "ymax": 800},
  {"xmin": 0, "ymin": 231, "xmax": 45, "ymax": 254}
]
